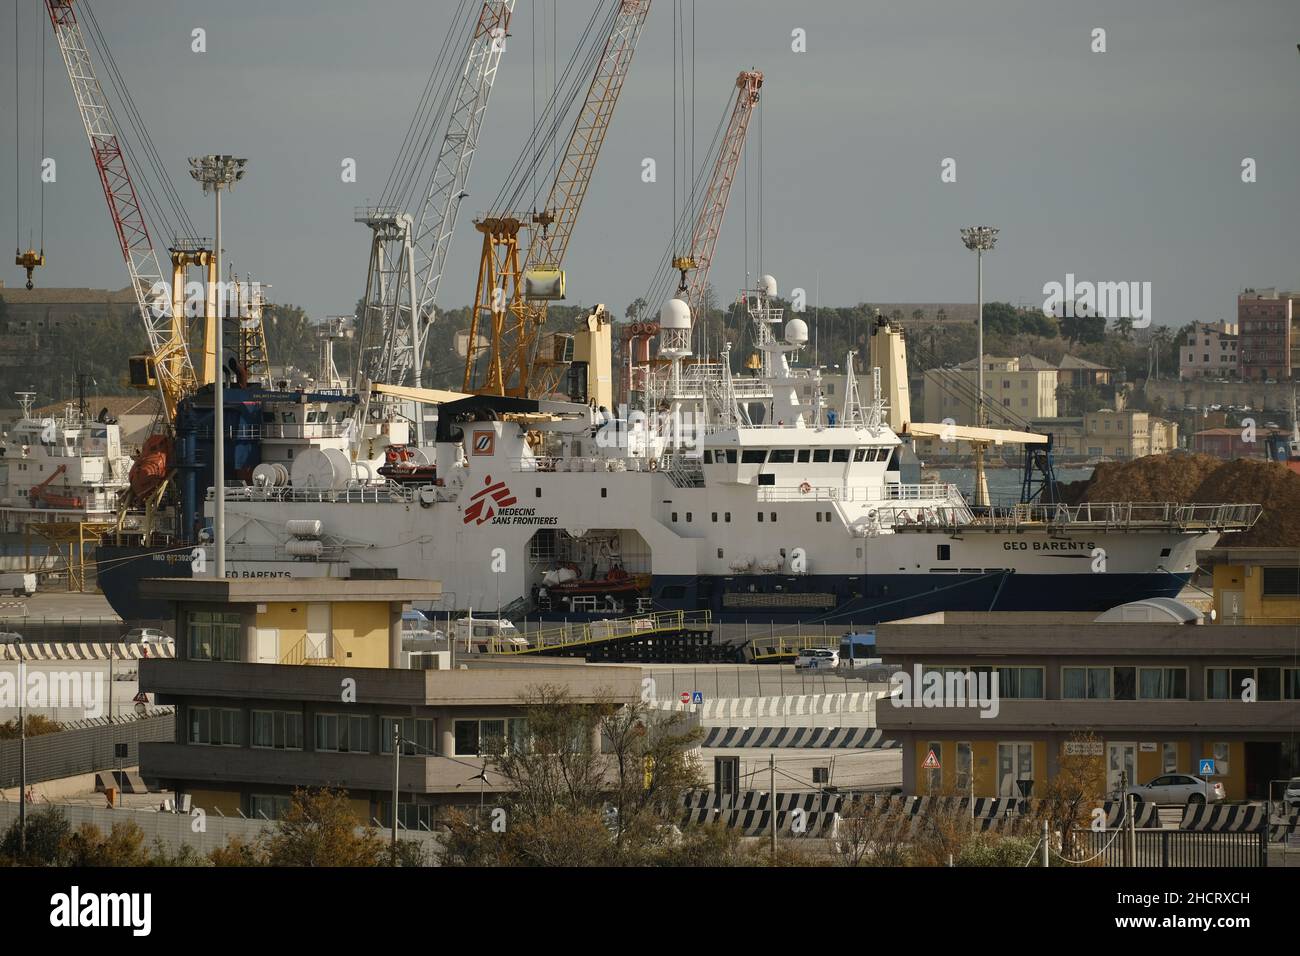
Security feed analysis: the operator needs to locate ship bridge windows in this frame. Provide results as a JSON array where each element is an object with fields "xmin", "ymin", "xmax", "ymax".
[
  {"xmin": 832, "ymin": 449, "xmax": 850, "ymax": 463},
  {"xmin": 812, "ymin": 449, "xmax": 830, "ymax": 463},
  {"xmin": 741, "ymin": 449, "xmax": 767, "ymax": 464},
  {"xmin": 853, "ymin": 449, "xmax": 867, "ymax": 462},
  {"xmin": 768, "ymin": 449, "xmax": 796, "ymax": 464},
  {"xmin": 797, "ymin": 449, "xmax": 811, "ymax": 463},
  {"xmin": 703, "ymin": 451, "xmax": 713, "ymax": 464}
]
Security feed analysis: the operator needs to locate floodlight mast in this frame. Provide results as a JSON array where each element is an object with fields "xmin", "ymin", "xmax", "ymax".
[
  {"xmin": 960, "ymin": 225, "xmax": 998, "ymax": 508},
  {"xmin": 189, "ymin": 154, "xmax": 247, "ymax": 581}
]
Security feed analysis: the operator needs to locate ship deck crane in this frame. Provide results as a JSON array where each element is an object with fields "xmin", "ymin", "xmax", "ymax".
[
  {"xmin": 355, "ymin": 1, "xmax": 516, "ymax": 398},
  {"xmin": 464, "ymin": 0, "xmax": 652, "ymax": 399},
  {"xmin": 43, "ymin": 0, "xmax": 197, "ymax": 425}
]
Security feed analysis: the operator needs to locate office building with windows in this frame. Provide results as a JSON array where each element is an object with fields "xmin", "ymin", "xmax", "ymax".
[
  {"xmin": 138, "ymin": 578, "xmax": 641, "ymax": 827},
  {"xmin": 874, "ymin": 611, "xmax": 1300, "ymax": 802}
]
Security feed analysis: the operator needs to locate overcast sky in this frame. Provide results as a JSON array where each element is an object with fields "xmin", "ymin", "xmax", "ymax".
[{"xmin": 3, "ymin": 0, "xmax": 1299, "ymax": 329}]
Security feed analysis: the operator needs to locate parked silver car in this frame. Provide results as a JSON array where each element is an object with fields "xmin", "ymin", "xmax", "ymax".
[
  {"xmin": 1126, "ymin": 773, "xmax": 1225, "ymax": 807},
  {"xmin": 1284, "ymin": 777, "xmax": 1300, "ymax": 811}
]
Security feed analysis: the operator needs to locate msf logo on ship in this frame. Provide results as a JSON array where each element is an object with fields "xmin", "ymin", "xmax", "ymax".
[{"xmin": 463, "ymin": 475, "xmax": 517, "ymax": 525}]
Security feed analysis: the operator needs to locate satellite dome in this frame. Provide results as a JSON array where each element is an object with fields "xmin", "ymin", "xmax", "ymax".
[
  {"xmin": 758, "ymin": 274, "xmax": 778, "ymax": 296},
  {"xmin": 784, "ymin": 318, "xmax": 808, "ymax": 345},
  {"xmin": 659, "ymin": 297, "xmax": 692, "ymax": 329}
]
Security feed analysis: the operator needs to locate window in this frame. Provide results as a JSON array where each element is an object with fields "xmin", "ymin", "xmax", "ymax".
[
  {"xmin": 315, "ymin": 713, "xmax": 370, "ymax": 753},
  {"xmin": 601, "ymin": 488, "xmax": 607, "ymax": 498},
  {"xmin": 997, "ymin": 742, "xmax": 1035, "ymax": 797},
  {"xmin": 1162, "ymin": 742, "xmax": 1178, "ymax": 774},
  {"xmin": 757, "ymin": 512, "xmax": 763, "ymax": 523},
  {"xmin": 251, "ymin": 710, "xmax": 304, "ymax": 750},
  {"xmin": 741, "ymin": 449, "xmax": 767, "ymax": 464},
  {"xmin": 724, "ymin": 512, "xmax": 731, "ymax": 523},
  {"xmin": 796, "ymin": 449, "xmax": 811, "ymax": 463},
  {"xmin": 1206, "ymin": 667, "xmax": 1254, "ymax": 701},
  {"xmin": 812, "ymin": 449, "xmax": 830, "ymax": 463},
  {"xmin": 454, "ymin": 718, "xmax": 527, "ymax": 756},
  {"xmin": 685, "ymin": 512, "xmax": 693, "ymax": 523},
  {"xmin": 1114, "ymin": 667, "xmax": 1136, "ymax": 701},
  {"xmin": 725, "ymin": 449, "xmax": 737, "ymax": 464},
  {"xmin": 189, "ymin": 707, "xmax": 241, "ymax": 746},
  {"xmin": 1287, "ymin": 668, "xmax": 1300, "ymax": 700},
  {"xmin": 831, "ymin": 448, "xmax": 850, "ymax": 463},
  {"xmin": 1262, "ymin": 567, "xmax": 1300, "ymax": 597},
  {"xmin": 1138, "ymin": 668, "xmax": 1188, "ymax": 700},
  {"xmin": 996, "ymin": 667, "xmax": 1044, "ymax": 699},
  {"xmin": 711, "ymin": 512, "xmax": 718, "ymax": 523},
  {"xmin": 380, "ymin": 717, "xmax": 434, "ymax": 756},
  {"xmin": 671, "ymin": 512, "xmax": 678, "ymax": 523},
  {"xmin": 816, "ymin": 512, "xmax": 821, "ymax": 522},
  {"xmin": 936, "ymin": 545, "xmax": 950, "ymax": 561},
  {"xmin": 956, "ymin": 742, "xmax": 972, "ymax": 794},
  {"xmin": 187, "ymin": 611, "xmax": 241, "ymax": 661},
  {"xmin": 249, "ymin": 794, "xmax": 292, "ymax": 821},
  {"xmin": 768, "ymin": 449, "xmax": 795, "ymax": 464},
  {"xmin": 770, "ymin": 512, "xmax": 777, "ymax": 523},
  {"xmin": 1062, "ymin": 666, "xmax": 1111, "ymax": 699},
  {"xmin": 703, "ymin": 451, "xmax": 713, "ymax": 464},
  {"xmin": 853, "ymin": 448, "xmax": 867, "ymax": 462}
]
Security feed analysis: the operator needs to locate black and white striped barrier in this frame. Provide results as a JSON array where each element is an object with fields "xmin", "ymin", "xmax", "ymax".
[
  {"xmin": 1180, "ymin": 803, "xmax": 1268, "ymax": 832},
  {"xmin": 1268, "ymin": 810, "xmax": 1299, "ymax": 844},
  {"xmin": 1099, "ymin": 801, "xmax": 1162, "ymax": 829},
  {"xmin": 682, "ymin": 790, "xmax": 844, "ymax": 815},
  {"xmin": 0, "ymin": 642, "xmax": 175, "ymax": 661},
  {"xmin": 701, "ymin": 726, "xmax": 898, "ymax": 749}
]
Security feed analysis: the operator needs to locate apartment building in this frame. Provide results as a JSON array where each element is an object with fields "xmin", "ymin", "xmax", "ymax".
[
  {"xmin": 875, "ymin": 611, "xmax": 1300, "ymax": 802},
  {"xmin": 1237, "ymin": 288, "xmax": 1300, "ymax": 382},
  {"xmin": 1179, "ymin": 320, "xmax": 1239, "ymax": 380}
]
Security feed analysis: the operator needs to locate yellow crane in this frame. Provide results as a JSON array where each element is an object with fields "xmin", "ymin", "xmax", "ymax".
[{"xmin": 463, "ymin": 0, "xmax": 652, "ymax": 398}]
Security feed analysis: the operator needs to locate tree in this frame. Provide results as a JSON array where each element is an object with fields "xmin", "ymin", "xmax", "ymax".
[
  {"xmin": 1061, "ymin": 312, "xmax": 1106, "ymax": 345},
  {"xmin": 1111, "ymin": 315, "xmax": 1134, "ymax": 339},
  {"xmin": 1035, "ymin": 732, "xmax": 1107, "ymax": 858},
  {"xmin": 0, "ymin": 805, "xmax": 71, "ymax": 865},
  {"xmin": 62, "ymin": 821, "xmax": 150, "ymax": 866},
  {"xmin": 0, "ymin": 714, "xmax": 63, "ymax": 739},
  {"xmin": 265, "ymin": 787, "xmax": 387, "ymax": 866},
  {"xmin": 624, "ymin": 297, "xmax": 648, "ymax": 322}
]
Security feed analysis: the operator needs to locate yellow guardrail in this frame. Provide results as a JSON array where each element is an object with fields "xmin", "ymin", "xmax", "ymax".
[
  {"xmin": 485, "ymin": 609, "xmax": 713, "ymax": 655},
  {"xmin": 748, "ymin": 633, "xmax": 839, "ymax": 662}
]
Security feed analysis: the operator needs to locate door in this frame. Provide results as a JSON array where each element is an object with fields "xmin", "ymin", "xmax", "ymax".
[
  {"xmin": 305, "ymin": 603, "xmax": 331, "ymax": 659},
  {"xmin": 1108, "ymin": 741, "xmax": 1137, "ymax": 795},
  {"xmin": 254, "ymin": 628, "xmax": 279, "ymax": 664},
  {"xmin": 1220, "ymin": 590, "xmax": 1244, "ymax": 624},
  {"xmin": 997, "ymin": 742, "xmax": 1034, "ymax": 797}
]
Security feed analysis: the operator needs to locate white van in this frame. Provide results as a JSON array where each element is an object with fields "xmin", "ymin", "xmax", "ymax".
[{"xmin": 794, "ymin": 647, "xmax": 839, "ymax": 671}]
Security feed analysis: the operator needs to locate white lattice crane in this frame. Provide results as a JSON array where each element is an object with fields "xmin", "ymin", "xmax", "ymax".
[
  {"xmin": 43, "ymin": 0, "xmax": 196, "ymax": 423},
  {"xmin": 356, "ymin": 1, "xmax": 516, "ymax": 390}
]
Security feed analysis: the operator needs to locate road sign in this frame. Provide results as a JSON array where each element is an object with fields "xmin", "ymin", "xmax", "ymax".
[
  {"xmin": 132, "ymin": 691, "xmax": 150, "ymax": 704},
  {"xmin": 679, "ymin": 692, "xmax": 690, "ymax": 704},
  {"xmin": 1199, "ymin": 758, "xmax": 1216, "ymax": 776},
  {"xmin": 691, "ymin": 691, "xmax": 704, "ymax": 705},
  {"xmin": 922, "ymin": 749, "xmax": 941, "ymax": 770}
]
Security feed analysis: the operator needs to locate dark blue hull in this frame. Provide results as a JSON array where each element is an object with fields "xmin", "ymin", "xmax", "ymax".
[{"xmin": 97, "ymin": 543, "xmax": 1189, "ymax": 627}]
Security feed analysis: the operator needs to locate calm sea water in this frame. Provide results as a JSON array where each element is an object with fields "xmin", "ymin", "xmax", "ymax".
[{"xmin": 934, "ymin": 466, "xmax": 1095, "ymax": 506}]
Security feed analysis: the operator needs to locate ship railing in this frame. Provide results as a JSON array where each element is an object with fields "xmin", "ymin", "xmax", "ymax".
[
  {"xmin": 258, "ymin": 423, "xmax": 352, "ymax": 439},
  {"xmin": 884, "ymin": 500, "xmax": 1262, "ymax": 532},
  {"xmin": 757, "ymin": 482, "xmax": 962, "ymax": 503},
  {"xmin": 510, "ymin": 455, "xmax": 632, "ymax": 474},
  {"xmin": 216, "ymin": 481, "xmax": 415, "ymax": 504}
]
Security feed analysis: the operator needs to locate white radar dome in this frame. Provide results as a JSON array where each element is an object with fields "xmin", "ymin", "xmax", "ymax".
[
  {"xmin": 784, "ymin": 318, "xmax": 808, "ymax": 345},
  {"xmin": 659, "ymin": 297, "xmax": 692, "ymax": 329},
  {"xmin": 758, "ymin": 274, "xmax": 778, "ymax": 296}
]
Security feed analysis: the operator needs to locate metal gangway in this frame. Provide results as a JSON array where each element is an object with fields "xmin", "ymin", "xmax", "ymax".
[{"xmin": 488, "ymin": 609, "xmax": 713, "ymax": 656}]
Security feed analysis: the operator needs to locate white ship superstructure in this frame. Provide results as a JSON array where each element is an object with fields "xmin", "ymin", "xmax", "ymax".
[{"xmin": 0, "ymin": 392, "xmax": 133, "ymax": 533}]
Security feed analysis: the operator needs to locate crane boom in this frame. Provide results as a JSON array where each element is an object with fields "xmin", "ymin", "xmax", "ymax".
[
  {"xmin": 465, "ymin": 0, "xmax": 651, "ymax": 397},
  {"xmin": 357, "ymin": 1, "xmax": 515, "ymax": 389},
  {"xmin": 680, "ymin": 70, "xmax": 762, "ymax": 324},
  {"xmin": 44, "ymin": 0, "xmax": 195, "ymax": 420}
]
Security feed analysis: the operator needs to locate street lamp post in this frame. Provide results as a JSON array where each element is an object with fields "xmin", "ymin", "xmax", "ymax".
[
  {"xmin": 960, "ymin": 226, "xmax": 999, "ymax": 508},
  {"xmin": 188, "ymin": 155, "xmax": 247, "ymax": 579}
]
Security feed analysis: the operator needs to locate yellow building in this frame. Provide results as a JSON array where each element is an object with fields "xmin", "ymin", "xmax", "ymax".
[{"xmin": 1202, "ymin": 547, "xmax": 1300, "ymax": 625}]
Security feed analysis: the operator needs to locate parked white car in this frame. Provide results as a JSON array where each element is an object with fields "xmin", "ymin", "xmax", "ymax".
[
  {"xmin": 1283, "ymin": 777, "xmax": 1300, "ymax": 811},
  {"xmin": 121, "ymin": 627, "xmax": 173, "ymax": 646},
  {"xmin": 794, "ymin": 647, "xmax": 838, "ymax": 671},
  {"xmin": 1126, "ymin": 773, "xmax": 1225, "ymax": 807}
]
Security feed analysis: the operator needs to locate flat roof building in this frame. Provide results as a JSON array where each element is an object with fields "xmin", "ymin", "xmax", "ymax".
[{"xmin": 874, "ymin": 611, "xmax": 1300, "ymax": 803}]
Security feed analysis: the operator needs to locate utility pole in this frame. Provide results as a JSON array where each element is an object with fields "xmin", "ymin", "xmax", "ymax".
[
  {"xmin": 188, "ymin": 155, "xmax": 247, "ymax": 580},
  {"xmin": 391, "ymin": 722, "xmax": 401, "ymax": 861},
  {"xmin": 1041, "ymin": 818, "xmax": 1050, "ymax": 867},
  {"xmin": 18, "ymin": 650, "xmax": 26, "ymax": 856}
]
